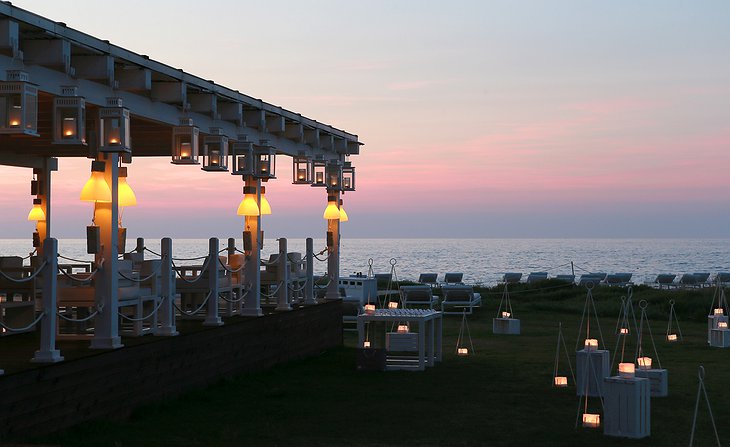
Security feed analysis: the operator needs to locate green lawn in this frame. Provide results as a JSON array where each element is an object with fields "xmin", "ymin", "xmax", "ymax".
[{"xmin": 39, "ymin": 283, "xmax": 730, "ymax": 446}]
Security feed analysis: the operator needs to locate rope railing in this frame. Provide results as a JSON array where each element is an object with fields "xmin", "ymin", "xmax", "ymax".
[
  {"xmin": 22, "ymin": 249, "xmax": 37, "ymax": 260},
  {"xmin": 261, "ymin": 282, "xmax": 284, "ymax": 298},
  {"xmin": 261, "ymin": 253, "xmax": 282, "ymax": 266},
  {"xmin": 171, "ymin": 254, "xmax": 209, "ymax": 262},
  {"xmin": 118, "ymin": 296, "xmax": 167, "ymax": 322},
  {"xmin": 0, "ymin": 310, "xmax": 45, "ymax": 332},
  {"xmin": 218, "ymin": 257, "xmax": 244, "ymax": 273},
  {"xmin": 287, "ymin": 254, "xmax": 305, "ymax": 264},
  {"xmin": 118, "ymin": 257, "xmax": 166, "ymax": 283},
  {"xmin": 219, "ymin": 286, "xmax": 250, "ymax": 303},
  {"xmin": 57, "ymin": 260, "xmax": 103, "ymax": 283},
  {"xmin": 313, "ymin": 251, "xmax": 329, "ymax": 262},
  {"xmin": 173, "ymin": 291, "xmax": 212, "ymax": 316},
  {"xmin": 57, "ymin": 309, "xmax": 100, "ymax": 323},
  {"xmin": 288, "ymin": 280, "xmax": 308, "ymax": 292},
  {"xmin": 144, "ymin": 247, "xmax": 162, "ymax": 257},
  {"xmin": 0, "ymin": 260, "xmax": 48, "ymax": 283},
  {"xmin": 171, "ymin": 257, "xmax": 211, "ymax": 284},
  {"xmin": 58, "ymin": 254, "xmax": 93, "ymax": 263}
]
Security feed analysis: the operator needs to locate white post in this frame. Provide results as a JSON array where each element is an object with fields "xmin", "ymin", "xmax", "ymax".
[
  {"xmin": 204, "ymin": 237, "xmax": 223, "ymax": 326},
  {"xmin": 276, "ymin": 237, "xmax": 291, "ymax": 311},
  {"xmin": 326, "ymin": 190, "xmax": 341, "ymax": 301},
  {"xmin": 32, "ymin": 237, "xmax": 63, "ymax": 363},
  {"xmin": 91, "ymin": 153, "xmax": 122, "ymax": 349},
  {"xmin": 241, "ymin": 177, "xmax": 262, "ymax": 316},
  {"xmin": 135, "ymin": 237, "xmax": 144, "ymax": 259},
  {"xmin": 156, "ymin": 237, "xmax": 178, "ymax": 336},
  {"xmin": 304, "ymin": 237, "xmax": 316, "ymax": 305}
]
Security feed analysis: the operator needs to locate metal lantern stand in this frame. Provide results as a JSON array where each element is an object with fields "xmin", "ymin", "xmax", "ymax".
[{"xmin": 493, "ymin": 283, "xmax": 520, "ymax": 335}]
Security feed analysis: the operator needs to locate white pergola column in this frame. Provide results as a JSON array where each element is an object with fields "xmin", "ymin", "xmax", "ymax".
[
  {"xmin": 31, "ymin": 237, "xmax": 63, "ymax": 363},
  {"xmin": 326, "ymin": 190, "xmax": 341, "ymax": 301},
  {"xmin": 33, "ymin": 157, "xmax": 56, "ymax": 258},
  {"xmin": 241, "ymin": 176, "xmax": 262, "ymax": 316}
]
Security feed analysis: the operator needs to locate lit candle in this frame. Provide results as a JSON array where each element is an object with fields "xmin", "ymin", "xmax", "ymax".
[
  {"xmin": 344, "ymin": 177, "xmax": 351, "ymax": 189},
  {"xmin": 584, "ymin": 338, "xmax": 598, "ymax": 351},
  {"xmin": 363, "ymin": 341, "xmax": 371, "ymax": 348},
  {"xmin": 582, "ymin": 414, "xmax": 600, "ymax": 428},
  {"xmin": 637, "ymin": 356, "xmax": 652, "ymax": 370},
  {"xmin": 457, "ymin": 347, "xmax": 469, "ymax": 356},
  {"xmin": 363, "ymin": 303, "xmax": 375, "ymax": 315},
  {"xmin": 316, "ymin": 171, "xmax": 324, "ymax": 184},
  {"xmin": 501, "ymin": 311, "xmax": 511, "ymax": 318},
  {"xmin": 62, "ymin": 117, "xmax": 76, "ymax": 138},
  {"xmin": 714, "ymin": 308, "xmax": 724, "ymax": 315},
  {"xmin": 210, "ymin": 150, "xmax": 220, "ymax": 166},
  {"xmin": 180, "ymin": 142, "xmax": 191, "ymax": 159},
  {"xmin": 620, "ymin": 327, "xmax": 629, "ymax": 334},
  {"xmin": 554, "ymin": 376, "xmax": 568, "ymax": 387},
  {"xmin": 297, "ymin": 168, "xmax": 306, "ymax": 181},
  {"xmin": 388, "ymin": 301, "xmax": 398, "ymax": 309},
  {"xmin": 397, "ymin": 324, "xmax": 409, "ymax": 333},
  {"xmin": 618, "ymin": 362, "xmax": 635, "ymax": 378},
  {"xmin": 719, "ymin": 321, "xmax": 728, "ymax": 329},
  {"xmin": 259, "ymin": 159, "xmax": 269, "ymax": 174},
  {"xmin": 667, "ymin": 333, "xmax": 678, "ymax": 342},
  {"xmin": 9, "ymin": 119, "xmax": 20, "ymax": 127}
]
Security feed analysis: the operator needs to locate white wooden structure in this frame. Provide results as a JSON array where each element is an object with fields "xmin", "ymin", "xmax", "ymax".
[{"xmin": 603, "ymin": 375, "xmax": 651, "ymax": 439}]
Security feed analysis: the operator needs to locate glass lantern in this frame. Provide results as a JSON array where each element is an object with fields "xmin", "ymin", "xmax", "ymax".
[
  {"xmin": 311, "ymin": 157, "xmax": 327, "ymax": 187},
  {"xmin": 231, "ymin": 138, "xmax": 254, "ymax": 176},
  {"xmin": 99, "ymin": 98, "xmax": 131, "ymax": 153},
  {"xmin": 326, "ymin": 161, "xmax": 342, "ymax": 190},
  {"xmin": 171, "ymin": 118, "xmax": 199, "ymax": 164},
  {"xmin": 292, "ymin": 155, "xmax": 312, "ymax": 184},
  {"xmin": 202, "ymin": 128, "xmax": 229, "ymax": 172},
  {"xmin": 53, "ymin": 86, "xmax": 86, "ymax": 145},
  {"xmin": 342, "ymin": 161, "xmax": 356, "ymax": 191},
  {"xmin": 255, "ymin": 140, "xmax": 276, "ymax": 179},
  {"xmin": 0, "ymin": 70, "xmax": 38, "ymax": 136}
]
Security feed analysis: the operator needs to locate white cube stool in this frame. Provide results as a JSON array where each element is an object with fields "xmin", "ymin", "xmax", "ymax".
[
  {"xmin": 576, "ymin": 349, "xmax": 610, "ymax": 397},
  {"xmin": 604, "ymin": 375, "xmax": 651, "ymax": 439},
  {"xmin": 710, "ymin": 329, "xmax": 730, "ymax": 348},
  {"xmin": 492, "ymin": 317, "xmax": 520, "ymax": 335},
  {"xmin": 635, "ymin": 368, "xmax": 668, "ymax": 397}
]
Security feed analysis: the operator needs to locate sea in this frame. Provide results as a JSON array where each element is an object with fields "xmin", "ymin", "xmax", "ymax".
[{"xmin": 2, "ymin": 238, "xmax": 729, "ymax": 287}]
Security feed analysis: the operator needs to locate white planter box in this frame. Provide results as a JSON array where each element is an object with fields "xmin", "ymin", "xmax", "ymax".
[
  {"xmin": 603, "ymin": 376, "xmax": 651, "ymax": 439},
  {"xmin": 493, "ymin": 317, "xmax": 520, "ymax": 335},
  {"xmin": 576, "ymin": 349, "xmax": 610, "ymax": 397},
  {"xmin": 707, "ymin": 315, "xmax": 728, "ymax": 344},
  {"xmin": 386, "ymin": 332, "xmax": 419, "ymax": 352},
  {"xmin": 710, "ymin": 328, "xmax": 730, "ymax": 348},
  {"xmin": 635, "ymin": 368, "xmax": 669, "ymax": 397}
]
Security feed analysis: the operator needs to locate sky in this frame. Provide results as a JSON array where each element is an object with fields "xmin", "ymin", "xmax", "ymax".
[{"xmin": 1, "ymin": 0, "xmax": 729, "ymax": 238}]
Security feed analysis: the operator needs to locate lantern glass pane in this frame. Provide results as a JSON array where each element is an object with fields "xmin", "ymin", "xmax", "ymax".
[{"xmin": 8, "ymin": 94, "xmax": 21, "ymax": 127}]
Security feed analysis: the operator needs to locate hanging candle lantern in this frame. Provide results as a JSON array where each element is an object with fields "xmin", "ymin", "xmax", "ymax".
[
  {"xmin": 363, "ymin": 341, "xmax": 371, "ymax": 348},
  {"xmin": 714, "ymin": 308, "xmax": 724, "ymax": 316},
  {"xmin": 554, "ymin": 376, "xmax": 568, "ymax": 387},
  {"xmin": 292, "ymin": 154, "xmax": 312, "ymax": 184},
  {"xmin": 619, "ymin": 327, "xmax": 629, "ymax": 335},
  {"xmin": 637, "ymin": 357, "xmax": 652, "ymax": 370},
  {"xmin": 326, "ymin": 160, "xmax": 342, "ymax": 190},
  {"xmin": 230, "ymin": 137, "xmax": 254, "ymax": 175},
  {"xmin": 457, "ymin": 347, "xmax": 469, "ymax": 356},
  {"xmin": 342, "ymin": 161, "xmax": 356, "ymax": 191},
  {"xmin": 584, "ymin": 339, "xmax": 598, "ymax": 351},
  {"xmin": 501, "ymin": 311, "xmax": 511, "ymax": 318},
  {"xmin": 171, "ymin": 118, "xmax": 200, "ymax": 164},
  {"xmin": 202, "ymin": 128, "xmax": 229, "ymax": 172},
  {"xmin": 311, "ymin": 157, "xmax": 326, "ymax": 187},
  {"xmin": 666, "ymin": 333, "xmax": 678, "ymax": 342},
  {"xmin": 363, "ymin": 303, "xmax": 375, "ymax": 315},
  {"xmin": 719, "ymin": 321, "xmax": 728, "ymax": 329},
  {"xmin": 619, "ymin": 362, "xmax": 636, "ymax": 379},
  {"xmin": 582, "ymin": 414, "xmax": 600, "ymax": 428},
  {"xmin": 388, "ymin": 301, "xmax": 398, "ymax": 309},
  {"xmin": 255, "ymin": 140, "xmax": 276, "ymax": 179},
  {"xmin": 397, "ymin": 324, "xmax": 409, "ymax": 333},
  {"xmin": 0, "ymin": 70, "xmax": 38, "ymax": 136},
  {"xmin": 99, "ymin": 98, "xmax": 131, "ymax": 153},
  {"xmin": 53, "ymin": 86, "xmax": 86, "ymax": 145}
]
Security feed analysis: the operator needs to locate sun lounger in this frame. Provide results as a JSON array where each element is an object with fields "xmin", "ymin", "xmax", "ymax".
[
  {"xmin": 526, "ymin": 272, "xmax": 548, "ymax": 284},
  {"xmin": 654, "ymin": 274, "xmax": 676, "ymax": 289},
  {"xmin": 679, "ymin": 273, "xmax": 699, "ymax": 288},
  {"xmin": 440, "ymin": 285, "xmax": 481, "ymax": 315},
  {"xmin": 502, "ymin": 272, "xmax": 522, "ymax": 284},
  {"xmin": 417, "ymin": 273, "xmax": 438, "ymax": 287},
  {"xmin": 716, "ymin": 272, "xmax": 730, "ymax": 286},
  {"xmin": 443, "ymin": 273, "xmax": 463, "ymax": 285},
  {"xmin": 400, "ymin": 285, "xmax": 438, "ymax": 309},
  {"xmin": 554, "ymin": 274, "xmax": 575, "ymax": 284},
  {"xmin": 577, "ymin": 274, "xmax": 604, "ymax": 287},
  {"xmin": 693, "ymin": 272, "xmax": 711, "ymax": 287},
  {"xmin": 605, "ymin": 273, "xmax": 632, "ymax": 287}
]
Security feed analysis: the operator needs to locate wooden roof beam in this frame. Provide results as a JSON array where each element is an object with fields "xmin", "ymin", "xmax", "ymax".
[
  {"xmin": 22, "ymin": 38, "xmax": 73, "ymax": 76},
  {"xmin": 218, "ymin": 101, "xmax": 242, "ymax": 126},
  {"xmin": 151, "ymin": 80, "xmax": 186, "ymax": 106},
  {"xmin": 188, "ymin": 92, "xmax": 216, "ymax": 118},
  {"xmin": 73, "ymin": 54, "xmax": 114, "ymax": 87},
  {"xmin": 0, "ymin": 19, "xmax": 20, "ymax": 58},
  {"xmin": 116, "ymin": 66, "xmax": 151, "ymax": 93}
]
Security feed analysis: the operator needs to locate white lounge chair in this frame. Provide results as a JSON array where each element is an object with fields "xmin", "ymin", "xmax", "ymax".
[
  {"xmin": 443, "ymin": 272, "xmax": 463, "ymax": 285},
  {"xmin": 526, "ymin": 272, "xmax": 548, "ymax": 284},
  {"xmin": 654, "ymin": 274, "xmax": 676, "ymax": 289},
  {"xmin": 441, "ymin": 285, "xmax": 481, "ymax": 315},
  {"xmin": 502, "ymin": 272, "xmax": 522, "ymax": 284},
  {"xmin": 400, "ymin": 285, "xmax": 438, "ymax": 309}
]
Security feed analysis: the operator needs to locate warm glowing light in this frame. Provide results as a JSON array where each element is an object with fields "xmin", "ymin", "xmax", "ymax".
[
  {"xmin": 554, "ymin": 376, "xmax": 568, "ymax": 387},
  {"xmin": 109, "ymin": 138, "xmax": 119, "ymax": 144},
  {"xmin": 260, "ymin": 186, "xmax": 272, "ymax": 215},
  {"xmin": 9, "ymin": 119, "xmax": 19, "ymax": 127},
  {"xmin": 323, "ymin": 201, "xmax": 340, "ymax": 220},
  {"xmin": 237, "ymin": 196, "xmax": 260, "ymax": 216},
  {"xmin": 397, "ymin": 324, "xmax": 409, "ymax": 333},
  {"xmin": 667, "ymin": 333, "xmax": 678, "ymax": 342},
  {"xmin": 27, "ymin": 200, "xmax": 45, "ymax": 221},
  {"xmin": 714, "ymin": 308, "xmax": 724, "ymax": 315},
  {"xmin": 619, "ymin": 362, "xmax": 635, "ymax": 378},
  {"xmin": 584, "ymin": 338, "xmax": 598, "ymax": 351},
  {"xmin": 363, "ymin": 341, "xmax": 371, "ymax": 348},
  {"xmin": 80, "ymin": 163, "xmax": 112, "ymax": 203},
  {"xmin": 118, "ymin": 168, "xmax": 137, "ymax": 207},
  {"xmin": 180, "ymin": 143, "xmax": 191, "ymax": 159},
  {"xmin": 582, "ymin": 414, "xmax": 600, "ymax": 428},
  {"xmin": 457, "ymin": 347, "xmax": 469, "ymax": 356},
  {"xmin": 297, "ymin": 168, "xmax": 306, "ymax": 181},
  {"xmin": 364, "ymin": 303, "xmax": 375, "ymax": 315},
  {"xmin": 501, "ymin": 311, "xmax": 511, "ymax": 318},
  {"xmin": 388, "ymin": 301, "xmax": 398, "ymax": 309},
  {"xmin": 315, "ymin": 171, "xmax": 324, "ymax": 184},
  {"xmin": 339, "ymin": 205, "xmax": 349, "ymax": 222},
  {"xmin": 719, "ymin": 321, "xmax": 728, "ymax": 329},
  {"xmin": 620, "ymin": 327, "xmax": 629, "ymax": 334},
  {"xmin": 637, "ymin": 357, "xmax": 652, "ymax": 370},
  {"xmin": 62, "ymin": 117, "xmax": 76, "ymax": 137}
]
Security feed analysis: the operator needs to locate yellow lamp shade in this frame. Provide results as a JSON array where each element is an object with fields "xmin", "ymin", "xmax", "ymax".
[
  {"xmin": 237, "ymin": 194, "xmax": 260, "ymax": 216},
  {"xmin": 118, "ymin": 177, "xmax": 137, "ymax": 207},
  {"xmin": 339, "ymin": 205, "xmax": 349, "ymax": 222},
  {"xmin": 80, "ymin": 171, "xmax": 112, "ymax": 203},
  {"xmin": 323, "ymin": 201, "xmax": 340, "ymax": 220},
  {"xmin": 27, "ymin": 201, "xmax": 45, "ymax": 221},
  {"xmin": 260, "ymin": 195, "xmax": 272, "ymax": 215}
]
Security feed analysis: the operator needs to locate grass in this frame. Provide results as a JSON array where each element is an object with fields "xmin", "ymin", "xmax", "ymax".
[{"xmin": 36, "ymin": 283, "xmax": 730, "ymax": 446}]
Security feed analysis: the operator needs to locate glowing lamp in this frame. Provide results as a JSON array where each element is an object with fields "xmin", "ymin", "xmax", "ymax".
[
  {"xmin": 618, "ymin": 362, "xmax": 635, "ymax": 378},
  {"xmin": 457, "ymin": 347, "xmax": 469, "ymax": 356},
  {"xmin": 667, "ymin": 333, "xmax": 678, "ymax": 342},
  {"xmin": 637, "ymin": 357, "xmax": 652, "ymax": 370},
  {"xmin": 501, "ymin": 311, "xmax": 511, "ymax": 318},
  {"xmin": 554, "ymin": 376, "xmax": 568, "ymax": 387},
  {"xmin": 363, "ymin": 341, "xmax": 371, "ymax": 348},
  {"xmin": 255, "ymin": 141, "xmax": 276, "ymax": 179},
  {"xmin": 172, "ymin": 119, "xmax": 200, "ymax": 164},
  {"xmin": 388, "ymin": 301, "xmax": 398, "ymax": 309},
  {"xmin": 719, "ymin": 321, "xmax": 728, "ymax": 329},
  {"xmin": 27, "ymin": 198, "xmax": 45, "ymax": 221},
  {"xmin": 292, "ymin": 155, "xmax": 312, "ymax": 184},
  {"xmin": 311, "ymin": 157, "xmax": 326, "ymax": 187},
  {"xmin": 118, "ymin": 167, "xmax": 137, "ymax": 207},
  {"xmin": 397, "ymin": 324, "xmax": 409, "ymax": 333},
  {"xmin": 80, "ymin": 161, "xmax": 112, "ymax": 203},
  {"xmin": 202, "ymin": 128, "xmax": 229, "ymax": 172},
  {"xmin": 342, "ymin": 161, "xmax": 356, "ymax": 191},
  {"xmin": 584, "ymin": 339, "xmax": 598, "ymax": 351},
  {"xmin": 53, "ymin": 86, "xmax": 86, "ymax": 145},
  {"xmin": 0, "ymin": 70, "xmax": 38, "ymax": 136},
  {"xmin": 236, "ymin": 186, "xmax": 260, "ymax": 216},
  {"xmin": 582, "ymin": 414, "xmax": 600, "ymax": 428},
  {"xmin": 363, "ymin": 303, "xmax": 375, "ymax": 315},
  {"xmin": 339, "ymin": 201, "xmax": 349, "ymax": 222},
  {"xmin": 323, "ymin": 196, "xmax": 341, "ymax": 220},
  {"xmin": 713, "ymin": 308, "xmax": 724, "ymax": 316},
  {"xmin": 260, "ymin": 186, "xmax": 272, "ymax": 215},
  {"xmin": 326, "ymin": 160, "xmax": 342, "ymax": 190},
  {"xmin": 231, "ymin": 137, "xmax": 254, "ymax": 175},
  {"xmin": 619, "ymin": 327, "xmax": 629, "ymax": 335},
  {"xmin": 99, "ymin": 98, "xmax": 131, "ymax": 153}
]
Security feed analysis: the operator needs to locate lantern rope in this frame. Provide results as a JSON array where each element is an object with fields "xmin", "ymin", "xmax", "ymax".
[
  {"xmin": 574, "ymin": 283, "xmax": 605, "ymax": 352},
  {"xmin": 0, "ymin": 260, "xmax": 48, "ymax": 283},
  {"xmin": 689, "ymin": 366, "xmax": 721, "ymax": 447},
  {"xmin": 708, "ymin": 281, "xmax": 729, "ymax": 317},
  {"xmin": 118, "ymin": 296, "xmax": 167, "ymax": 322},
  {"xmin": 635, "ymin": 299, "xmax": 662, "ymax": 370},
  {"xmin": 574, "ymin": 348, "xmax": 606, "ymax": 429},
  {"xmin": 261, "ymin": 282, "xmax": 284, "ymax": 299},
  {"xmin": 495, "ymin": 283, "xmax": 515, "ymax": 319},
  {"xmin": 553, "ymin": 322, "xmax": 576, "ymax": 386},
  {"xmin": 666, "ymin": 299, "xmax": 683, "ymax": 341},
  {"xmin": 117, "ymin": 258, "xmax": 166, "ymax": 283},
  {"xmin": 57, "ymin": 308, "xmax": 100, "ymax": 322},
  {"xmin": 57, "ymin": 260, "xmax": 103, "ymax": 283},
  {"xmin": 0, "ymin": 310, "xmax": 45, "ymax": 332},
  {"xmin": 455, "ymin": 308, "xmax": 475, "ymax": 355},
  {"xmin": 173, "ymin": 291, "xmax": 213, "ymax": 316}
]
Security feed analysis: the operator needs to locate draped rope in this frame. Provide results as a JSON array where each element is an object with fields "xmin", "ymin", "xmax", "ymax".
[
  {"xmin": 118, "ymin": 258, "xmax": 166, "ymax": 283},
  {"xmin": 57, "ymin": 309, "xmax": 99, "ymax": 323},
  {"xmin": 171, "ymin": 257, "xmax": 211, "ymax": 284},
  {"xmin": 0, "ymin": 260, "xmax": 47, "ymax": 283},
  {"xmin": 118, "ymin": 296, "xmax": 167, "ymax": 322},
  {"xmin": 57, "ymin": 260, "xmax": 103, "ymax": 283},
  {"xmin": 173, "ymin": 291, "xmax": 212, "ymax": 316},
  {"xmin": 261, "ymin": 282, "xmax": 284, "ymax": 298},
  {"xmin": 0, "ymin": 311, "xmax": 45, "ymax": 332},
  {"xmin": 218, "ymin": 257, "xmax": 244, "ymax": 273}
]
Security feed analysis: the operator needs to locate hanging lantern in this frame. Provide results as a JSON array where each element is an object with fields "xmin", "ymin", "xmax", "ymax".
[
  {"xmin": 260, "ymin": 186, "xmax": 272, "ymax": 215},
  {"xmin": 713, "ymin": 308, "xmax": 724, "ymax": 316},
  {"xmin": 637, "ymin": 357, "xmax": 652, "ymax": 370},
  {"xmin": 236, "ymin": 186, "xmax": 260, "ymax": 216},
  {"xmin": 323, "ymin": 195, "xmax": 340, "ymax": 220},
  {"xmin": 554, "ymin": 376, "xmax": 568, "ymax": 387},
  {"xmin": 388, "ymin": 301, "xmax": 398, "ymax": 309},
  {"xmin": 457, "ymin": 347, "xmax": 469, "ymax": 356},
  {"xmin": 339, "ymin": 200, "xmax": 349, "ymax": 222},
  {"xmin": 582, "ymin": 414, "xmax": 600, "ymax": 428},
  {"xmin": 342, "ymin": 161, "xmax": 356, "ymax": 191},
  {"xmin": 584, "ymin": 338, "xmax": 598, "ymax": 351},
  {"xmin": 99, "ymin": 98, "xmax": 131, "ymax": 153},
  {"xmin": 363, "ymin": 303, "xmax": 375, "ymax": 315},
  {"xmin": 326, "ymin": 160, "xmax": 342, "ymax": 190},
  {"xmin": 397, "ymin": 324, "xmax": 409, "ymax": 333},
  {"xmin": 254, "ymin": 140, "xmax": 276, "ymax": 179},
  {"xmin": 719, "ymin": 321, "xmax": 728, "ymax": 329},
  {"xmin": 202, "ymin": 128, "xmax": 229, "ymax": 172},
  {"xmin": 292, "ymin": 154, "xmax": 312, "ymax": 184},
  {"xmin": 667, "ymin": 333, "xmax": 678, "ymax": 342},
  {"xmin": 27, "ymin": 198, "xmax": 45, "ymax": 221},
  {"xmin": 171, "ymin": 118, "xmax": 200, "ymax": 164},
  {"xmin": 118, "ymin": 167, "xmax": 137, "ymax": 207},
  {"xmin": 80, "ymin": 161, "xmax": 111, "ymax": 203},
  {"xmin": 230, "ymin": 137, "xmax": 254, "ymax": 175},
  {"xmin": 0, "ymin": 71, "xmax": 38, "ymax": 136},
  {"xmin": 619, "ymin": 327, "xmax": 629, "ymax": 335},
  {"xmin": 618, "ymin": 362, "xmax": 635, "ymax": 379},
  {"xmin": 311, "ymin": 157, "xmax": 326, "ymax": 187},
  {"xmin": 501, "ymin": 311, "xmax": 511, "ymax": 318},
  {"xmin": 363, "ymin": 341, "xmax": 371, "ymax": 348},
  {"xmin": 53, "ymin": 86, "xmax": 86, "ymax": 145}
]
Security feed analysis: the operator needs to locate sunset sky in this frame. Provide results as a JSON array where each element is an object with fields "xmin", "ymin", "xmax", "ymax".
[{"xmin": 2, "ymin": 1, "xmax": 729, "ymax": 238}]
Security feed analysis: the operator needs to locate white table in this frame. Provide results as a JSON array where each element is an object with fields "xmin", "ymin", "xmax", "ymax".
[{"xmin": 357, "ymin": 309, "xmax": 442, "ymax": 371}]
